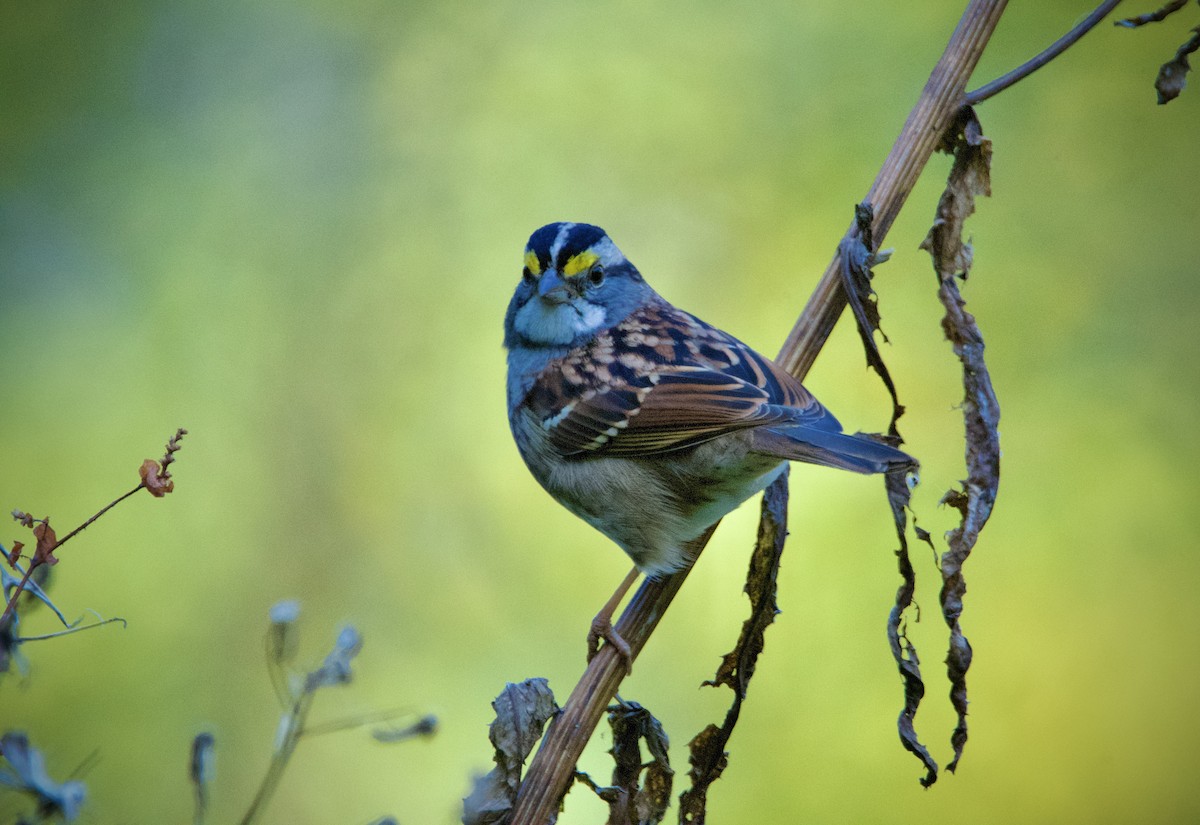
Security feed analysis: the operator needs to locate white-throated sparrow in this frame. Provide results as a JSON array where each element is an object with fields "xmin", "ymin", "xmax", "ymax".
[{"xmin": 505, "ymin": 222, "xmax": 913, "ymax": 661}]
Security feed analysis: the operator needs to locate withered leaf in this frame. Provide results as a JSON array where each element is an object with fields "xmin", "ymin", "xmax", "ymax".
[
  {"xmin": 7, "ymin": 541, "xmax": 22, "ymax": 566},
  {"xmin": 681, "ymin": 473, "xmax": 788, "ymax": 820},
  {"xmin": 605, "ymin": 699, "xmax": 672, "ymax": 825},
  {"xmin": 940, "ymin": 488, "xmax": 970, "ymax": 518},
  {"xmin": 885, "ymin": 471, "xmax": 939, "ymax": 788},
  {"xmin": 490, "ymin": 677, "xmax": 558, "ymax": 785},
  {"xmin": 838, "ymin": 197, "xmax": 938, "ymax": 785},
  {"xmin": 463, "ymin": 678, "xmax": 559, "ymax": 825},
  {"xmin": 924, "ymin": 105, "xmax": 1001, "ymax": 774},
  {"xmin": 840, "ymin": 204, "xmax": 905, "ymax": 435},
  {"xmin": 920, "ymin": 108, "xmax": 992, "ymax": 282},
  {"xmin": 679, "ymin": 725, "xmax": 726, "ymax": 824},
  {"xmin": 704, "ymin": 472, "xmax": 788, "ymax": 693},
  {"xmin": 32, "ymin": 521, "xmax": 59, "ymax": 566},
  {"xmin": 140, "ymin": 459, "xmax": 175, "ymax": 498}
]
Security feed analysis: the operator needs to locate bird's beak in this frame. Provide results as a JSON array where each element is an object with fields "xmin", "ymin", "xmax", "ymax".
[{"xmin": 537, "ymin": 269, "xmax": 571, "ymax": 305}]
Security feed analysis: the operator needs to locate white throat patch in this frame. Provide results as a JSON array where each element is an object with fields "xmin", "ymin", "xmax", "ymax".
[{"xmin": 515, "ymin": 297, "xmax": 607, "ymax": 345}]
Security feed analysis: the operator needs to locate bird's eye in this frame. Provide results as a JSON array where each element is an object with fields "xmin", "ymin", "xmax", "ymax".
[
  {"xmin": 587, "ymin": 266, "xmax": 605, "ymax": 287},
  {"xmin": 522, "ymin": 267, "xmax": 536, "ymax": 285}
]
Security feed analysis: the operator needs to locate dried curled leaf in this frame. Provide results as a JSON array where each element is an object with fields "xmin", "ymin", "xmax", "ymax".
[
  {"xmin": 885, "ymin": 471, "xmax": 939, "ymax": 788},
  {"xmin": 923, "ymin": 105, "xmax": 1001, "ymax": 774},
  {"xmin": 703, "ymin": 471, "xmax": 788, "ymax": 693},
  {"xmin": 140, "ymin": 427, "xmax": 188, "ymax": 497},
  {"xmin": 920, "ymin": 108, "xmax": 992, "ymax": 279},
  {"xmin": 602, "ymin": 699, "xmax": 673, "ymax": 825},
  {"xmin": 833, "ymin": 200, "xmax": 940, "ymax": 784},
  {"xmin": 680, "ymin": 724, "xmax": 726, "ymax": 823},
  {"xmin": 680, "ymin": 472, "xmax": 788, "ymax": 820},
  {"xmin": 839, "ymin": 204, "xmax": 905, "ymax": 436},
  {"xmin": 463, "ymin": 678, "xmax": 559, "ymax": 825},
  {"xmin": 139, "ymin": 459, "xmax": 175, "ymax": 498},
  {"xmin": 32, "ymin": 521, "xmax": 59, "ymax": 567}
]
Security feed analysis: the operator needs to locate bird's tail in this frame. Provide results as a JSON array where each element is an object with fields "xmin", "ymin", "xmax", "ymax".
[{"xmin": 752, "ymin": 426, "xmax": 916, "ymax": 475}]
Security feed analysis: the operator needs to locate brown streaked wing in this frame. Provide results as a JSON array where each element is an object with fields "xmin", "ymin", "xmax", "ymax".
[
  {"xmin": 530, "ymin": 304, "xmax": 838, "ymax": 457},
  {"xmin": 533, "ymin": 369, "xmax": 770, "ymax": 456},
  {"xmin": 646, "ymin": 301, "xmax": 826, "ymax": 414}
]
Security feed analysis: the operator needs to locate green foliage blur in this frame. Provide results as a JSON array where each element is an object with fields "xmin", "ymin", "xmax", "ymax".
[{"xmin": 2, "ymin": 1, "xmax": 1198, "ymax": 823}]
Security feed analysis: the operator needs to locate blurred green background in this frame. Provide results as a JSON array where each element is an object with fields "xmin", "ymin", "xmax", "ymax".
[{"xmin": 2, "ymin": 1, "xmax": 1198, "ymax": 822}]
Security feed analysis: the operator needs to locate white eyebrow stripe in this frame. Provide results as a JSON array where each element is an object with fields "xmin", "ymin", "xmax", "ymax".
[
  {"xmin": 549, "ymin": 222, "xmax": 576, "ymax": 264},
  {"xmin": 588, "ymin": 235, "xmax": 621, "ymax": 267}
]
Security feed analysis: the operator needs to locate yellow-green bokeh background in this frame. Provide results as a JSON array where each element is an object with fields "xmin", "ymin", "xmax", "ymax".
[{"xmin": 3, "ymin": 1, "xmax": 1198, "ymax": 822}]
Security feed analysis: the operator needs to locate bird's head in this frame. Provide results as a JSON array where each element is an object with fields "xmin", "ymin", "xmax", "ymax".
[{"xmin": 504, "ymin": 222, "xmax": 652, "ymax": 349}]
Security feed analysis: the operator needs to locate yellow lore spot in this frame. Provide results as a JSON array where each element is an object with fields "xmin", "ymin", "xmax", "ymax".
[
  {"xmin": 524, "ymin": 251, "xmax": 541, "ymax": 275},
  {"xmin": 562, "ymin": 250, "xmax": 598, "ymax": 277}
]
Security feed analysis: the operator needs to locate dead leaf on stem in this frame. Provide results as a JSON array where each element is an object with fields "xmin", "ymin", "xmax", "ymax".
[
  {"xmin": 680, "ymin": 472, "xmax": 788, "ymax": 819},
  {"xmin": 463, "ymin": 678, "xmax": 559, "ymax": 825},
  {"xmin": 921, "ymin": 105, "xmax": 1001, "ymax": 774}
]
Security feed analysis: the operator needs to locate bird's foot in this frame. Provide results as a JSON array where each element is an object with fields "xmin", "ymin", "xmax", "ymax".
[{"xmin": 587, "ymin": 612, "xmax": 633, "ymax": 675}]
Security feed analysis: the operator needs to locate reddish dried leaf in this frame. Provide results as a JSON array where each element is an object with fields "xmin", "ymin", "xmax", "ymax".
[
  {"xmin": 140, "ymin": 458, "xmax": 175, "ymax": 498},
  {"xmin": 7, "ymin": 542, "xmax": 22, "ymax": 566},
  {"xmin": 32, "ymin": 521, "xmax": 59, "ymax": 566}
]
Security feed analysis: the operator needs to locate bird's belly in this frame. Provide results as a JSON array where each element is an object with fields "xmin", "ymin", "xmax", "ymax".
[
  {"xmin": 658, "ymin": 439, "xmax": 786, "ymax": 539},
  {"xmin": 537, "ymin": 433, "xmax": 786, "ymax": 577},
  {"xmin": 678, "ymin": 455, "xmax": 787, "ymax": 534}
]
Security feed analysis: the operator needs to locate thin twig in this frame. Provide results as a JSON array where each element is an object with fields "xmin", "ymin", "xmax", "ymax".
[
  {"xmin": 1, "ymin": 428, "xmax": 185, "ymax": 626},
  {"xmin": 965, "ymin": 0, "xmax": 1126, "ymax": 105},
  {"xmin": 508, "ymin": 3, "xmax": 1011, "ymax": 823},
  {"xmin": 17, "ymin": 616, "xmax": 127, "ymax": 641},
  {"xmin": 1116, "ymin": 0, "xmax": 1188, "ymax": 27},
  {"xmin": 0, "ymin": 484, "xmax": 144, "ymax": 627},
  {"xmin": 52, "ymin": 483, "xmax": 145, "ymax": 551}
]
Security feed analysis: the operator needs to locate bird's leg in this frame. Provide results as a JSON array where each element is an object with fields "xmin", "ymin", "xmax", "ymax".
[{"xmin": 587, "ymin": 566, "xmax": 639, "ymax": 672}]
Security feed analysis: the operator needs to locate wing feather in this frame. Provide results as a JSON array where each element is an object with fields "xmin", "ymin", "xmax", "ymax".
[{"xmin": 524, "ymin": 301, "xmax": 843, "ymax": 457}]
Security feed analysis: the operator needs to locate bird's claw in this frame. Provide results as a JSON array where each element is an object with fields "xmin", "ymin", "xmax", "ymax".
[{"xmin": 587, "ymin": 613, "xmax": 633, "ymax": 675}]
